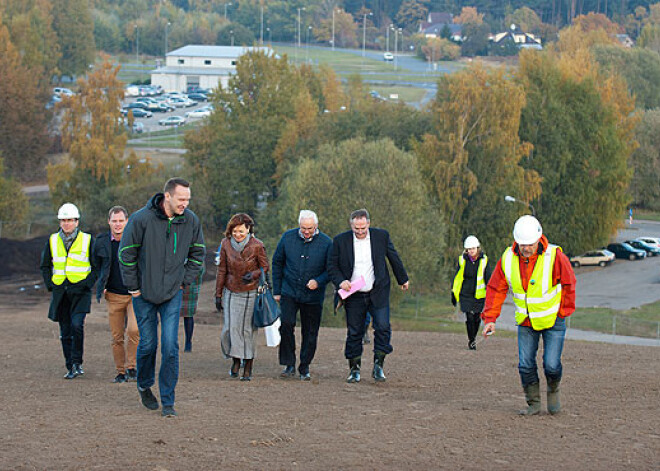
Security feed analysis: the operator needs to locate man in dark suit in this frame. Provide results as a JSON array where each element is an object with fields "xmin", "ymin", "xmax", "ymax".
[{"xmin": 328, "ymin": 209, "xmax": 409, "ymax": 383}]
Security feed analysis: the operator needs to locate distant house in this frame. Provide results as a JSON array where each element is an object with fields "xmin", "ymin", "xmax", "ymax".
[
  {"xmin": 150, "ymin": 45, "xmax": 272, "ymax": 93},
  {"xmin": 419, "ymin": 12, "xmax": 463, "ymax": 42},
  {"xmin": 490, "ymin": 28, "xmax": 542, "ymax": 50},
  {"xmin": 616, "ymin": 34, "xmax": 634, "ymax": 48}
]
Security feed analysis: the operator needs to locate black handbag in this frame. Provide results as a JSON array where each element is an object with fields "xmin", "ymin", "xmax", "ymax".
[{"xmin": 253, "ymin": 268, "xmax": 280, "ymax": 328}]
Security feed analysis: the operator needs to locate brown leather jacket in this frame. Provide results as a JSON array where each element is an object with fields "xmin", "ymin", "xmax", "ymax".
[{"xmin": 215, "ymin": 236, "xmax": 269, "ymax": 296}]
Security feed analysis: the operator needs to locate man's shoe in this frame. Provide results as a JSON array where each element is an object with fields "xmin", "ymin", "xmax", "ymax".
[
  {"xmin": 113, "ymin": 373, "xmax": 127, "ymax": 383},
  {"xmin": 64, "ymin": 368, "xmax": 76, "ymax": 380},
  {"xmin": 346, "ymin": 357, "xmax": 361, "ymax": 383},
  {"xmin": 363, "ymin": 330, "xmax": 371, "ymax": 344},
  {"xmin": 138, "ymin": 387, "xmax": 160, "ymax": 410},
  {"xmin": 126, "ymin": 369, "xmax": 138, "ymax": 381},
  {"xmin": 372, "ymin": 352, "xmax": 387, "ymax": 382},
  {"xmin": 184, "ymin": 342, "xmax": 192, "ymax": 352},
  {"xmin": 519, "ymin": 383, "xmax": 541, "ymax": 416},
  {"xmin": 73, "ymin": 364, "xmax": 84, "ymax": 376},
  {"xmin": 468, "ymin": 340, "xmax": 477, "ymax": 350},
  {"xmin": 161, "ymin": 406, "xmax": 177, "ymax": 417},
  {"xmin": 300, "ymin": 372, "xmax": 311, "ymax": 381},
  {"xmin": 280, "ymin": 365, "xmax": 295, "ymax": 378}
]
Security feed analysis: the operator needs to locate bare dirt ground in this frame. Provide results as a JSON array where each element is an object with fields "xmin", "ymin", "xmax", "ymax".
[{"xmin": 0, "ymin": 278, "xmax": 659, "ymax": 470}]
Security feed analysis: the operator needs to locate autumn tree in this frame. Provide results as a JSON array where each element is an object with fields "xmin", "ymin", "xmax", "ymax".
[
  {"xmin": 414, "ymin": 64, "xmax": 541, "ymax": 265},
  {"xmin": 421, "ymin": 37, "xmax": 460, "ymax": 61},
  {"xmin": 51, "ymin": 0, "xmax": 95, "ymax": 77},
  {"xmin": 505, "ymin": 7, "xmax": 542, "ymax": 33},
  {"xmin": 454, "ymin": 7, "xmax": 484, "ymax": 26},
  {"xmin": 279, "ymin": 137, "xmax": 445, "ymax": 291},
  {"xmin": 48, "ymin": 58, "xmax": 158, "ymax": 228},
  {"xmin": 0, "ymin": 24, "xmax": 51, "ymax": 181},
  {"xmin": 0, "ymin": 154, "xmax": 30, "ymax": 231},
  {"xmin": 629, "ymin": 109, "xmax": 660, "ymax": 210},
  {"xmin": 516, "ymin": 48, "xmax": 637, "ymax": 254},
  {"xmin": 395, "ymin": 0, "xmax": 428, "ymax": 32},
  {"xmin": 314, "ymin": 9, "xmax": 358, "ymax": 48}
]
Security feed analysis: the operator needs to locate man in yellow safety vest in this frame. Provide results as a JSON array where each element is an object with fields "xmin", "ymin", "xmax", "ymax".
[
  {"xmin": 482, "ymin": 215, "xmax": 576, "ymax": 415},
  {"xmin": 40, "ymin": 203, "xmax": 98, "ymax": 379}
]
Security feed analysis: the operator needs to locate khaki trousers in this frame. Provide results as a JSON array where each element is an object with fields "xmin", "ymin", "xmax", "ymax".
[{"xmin": 105, "ymin": 291, "xmax": 139, "ymax": 374}]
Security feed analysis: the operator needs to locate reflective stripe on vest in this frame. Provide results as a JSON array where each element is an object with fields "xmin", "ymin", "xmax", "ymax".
[
  {"xmin": 49, "ymin": 232, "xmax": 92, "ymax": 285},
  {"xmin": 501, "ymin": 245, "xmax": 562, "ymax": 331},
  {"xmin": 452, "ymin": 254, "xmax": 488, "ymax": 302}
]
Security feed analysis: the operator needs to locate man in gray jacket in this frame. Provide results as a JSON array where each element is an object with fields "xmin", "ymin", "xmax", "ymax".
[{"xmin": 119, "ymin": 178, "xmax": 205, "ymax": 417}]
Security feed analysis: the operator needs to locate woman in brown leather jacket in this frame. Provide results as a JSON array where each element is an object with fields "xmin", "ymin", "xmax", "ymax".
[{"xmin": 215, "ymin": 213, "xmax": 269, "ymax": 380}]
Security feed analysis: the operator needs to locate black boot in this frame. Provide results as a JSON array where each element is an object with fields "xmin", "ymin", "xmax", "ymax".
[
  {"xmin": 346, "ymin": 357, "xmax": 361, "ymax": 383},
  {"xmin": 372, "ymin": 351, "xmax": 387, "ymax": 382}
]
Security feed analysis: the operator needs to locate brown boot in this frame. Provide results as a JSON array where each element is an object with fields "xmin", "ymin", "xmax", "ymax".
[{"xmin": 519, "ymin": 383, "xmax": 541, "ymax": 415}]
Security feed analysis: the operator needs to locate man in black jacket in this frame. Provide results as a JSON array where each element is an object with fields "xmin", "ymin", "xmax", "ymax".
[
  {"xmin": 119, "ymin": 178, "xmax": 205, "ymax": 417},
  {"xmin": 94, "ymin": 206, "xmax": 139, "ymax": 383},
  {"xmin": 272, "ymin": 210, "xmax": 332, "ymax": 381},
  {"xmin": 328, "ymin": 209, "xmax": 409, "ymax": 383}
]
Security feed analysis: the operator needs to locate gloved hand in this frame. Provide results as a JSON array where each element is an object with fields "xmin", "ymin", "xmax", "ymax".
[
  {"xmin": 215, "ymin": 297, "xmax": 223, "ymax": 312},
  {"xmin": 451, "ymin": 294, "xmax": 457, "ymax": 307},
  {"xmin": 241, "ymin": 272, "xmax": 253, "ymax": 284}
]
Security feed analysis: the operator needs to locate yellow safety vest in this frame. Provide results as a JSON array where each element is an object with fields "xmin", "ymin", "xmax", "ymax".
[
  {"xmin": 501, "ymin": 244, "xmax": 562, "ymax": 331},
  {"xmin": 452, "ymin": 254, "xmax": 488, "ymax": 302},
  {"xmin": 49, "ymin": 231, "xmax": 92, "ymax": 285}
]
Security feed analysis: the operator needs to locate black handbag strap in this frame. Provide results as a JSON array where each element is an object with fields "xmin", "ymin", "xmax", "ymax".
[{"xmin": 259, "ymin": 267, "xmax": 271, "ymax": 288}]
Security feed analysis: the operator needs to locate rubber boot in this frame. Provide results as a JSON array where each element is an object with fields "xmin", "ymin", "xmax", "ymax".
[
  {"xmin": 547, "ymin": 379, "xmax": 561, "ymax": 415},
  {"xmin": 346, "ymin": 357, "xmax": 361, "ymax": 383},
  {"xmin": 519, "ymin": 383, "xmax": 541, "ymax": 416},
  {"xmin": 372, "ymin": 351, "xmax": 386, "ymax": 382}
]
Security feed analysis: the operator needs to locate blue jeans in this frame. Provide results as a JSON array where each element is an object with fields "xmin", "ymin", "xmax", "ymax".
[
  {"xmin": 132, "ymin": 290, "xmax": 182, "ymax": 407},
  {"xmin": 518, "ymin": 317, "xmax": 566, "ymax": 387}
]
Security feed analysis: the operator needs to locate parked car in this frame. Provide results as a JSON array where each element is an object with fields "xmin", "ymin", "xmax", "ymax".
[
  {"xmin": 636, "ymin": 236, "xmax": 660, "ymax": 248},
  {"xmin": 169, "ymin": 97, "xmax": 196, "ymax": 108},
  {"xmin": 187, "ymin": 93, "xmax": 208, "ymax": 102},
  {"xmin": 145, "ymin": 102, "xmax": 174, "ymax": 112},
  {"xmin": 123, "ymin": 108, "xmax": 152, "ymax": 118},
  {"xmin": 125, "ymin": 85, "xmax": 140, "ymax": 97},
  {"xmin": 158, "ymin": 116, "xmax": 186, "ymax": 126},
  {"xmin": 132, "ymin": 121, "xmax": 144, "ymax": 133},
  {"xmin": 186, "ymin": 85, "xmax": 209, "ymax": 94},
  {"xmin": 53, "ymin": 87, "xmax": 74, "ymax": 97},
  {"xmin": 606, "ymin": 243, "xmax": 647, "ymax": 261},
  {"xmin": 136, "ymin": 97, "xmax": 158, "ymax": 104},
  {"xmin": 185, "ymin": 106, "xmax": 212, "ymax": 118},
  {"xmin": 383, "ymin": 52, "xmax": 394, "ymax": 61},
  {"xmin": 126, "ymin": 102, "xmax": 148, "ymax": 109},
  {"xmin": 570, "ymin": 249, "xmax": 615, "ymax": 268},
  {"xmin": 626, "ymin": 240, "xmax": 660, "ymax": 256}
]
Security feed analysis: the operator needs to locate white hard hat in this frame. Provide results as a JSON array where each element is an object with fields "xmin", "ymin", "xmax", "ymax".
[
  {"xmin": 57, "ymin": 203, "xmax": 80, "ymax": 220},
  {"xmin": 513, "ymin": 215, "xmax": 542, "ymax": 245},
  {"xmin": 464, "ymin": 235, "xmax": 480, "ymax": 249}
]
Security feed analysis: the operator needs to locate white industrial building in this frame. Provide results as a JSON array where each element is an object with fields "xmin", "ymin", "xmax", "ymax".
[{"xmin": 150, "ymin": 45, "xmax": 272, "ymax": 93}]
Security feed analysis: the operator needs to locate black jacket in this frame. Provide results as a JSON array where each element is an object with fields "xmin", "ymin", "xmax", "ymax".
[
  {"xmin": 93, "ymin": 231, "xmax": 128, "ymax": 302},
  {"xmin": 118, "ymin": 193, "xmax": 206, "ymax": 304},
  {"xmin": 328, "ymin": 228, "xmax": 408, "ymax": 309},
  {"xmin": 272, "ymin": 228, "xmax": 332, "ymax": 304},
  {"xmin": 452, "ymin": 252, "xmax": 492, "ymax": 314},
  {"xmin": 40, "ymin": 232, "xmax": 98, "ymax": 322}
]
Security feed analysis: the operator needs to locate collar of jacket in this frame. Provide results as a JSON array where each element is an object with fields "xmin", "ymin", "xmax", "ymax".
[{"xmin": 148, "ymin": 193, "xmax": 186, "ymax": 223}]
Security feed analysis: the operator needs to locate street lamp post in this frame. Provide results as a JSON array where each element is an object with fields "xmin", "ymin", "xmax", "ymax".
[
  {"xmin": 135, "ymin": 24, "xmax": 140, "ymax": 80},
  {"xmin": 266, "ymin": 27, "xmax": 271, "ymax": 45},
  {"xmin": 362, "ymin": 12, "xmax": 372, "ymax": 57},
  {"xmin": 230, "ymin": 30, "xmax": 234, "ymax": 47},
  {"xmin": 504, "ymin": 195, "xmax": 536, "ymax": 216},
  {"xmin": 306, "ymin": 26, "xmax": 312, "ymax": 63},
  {"xmin": 297, "ymin": 7, "xmax": 305, "ymax": 48},
  {"xmin": 165, "ymin": 21, "xmax": 171, "ymax": 56},
  {"xmin": 386, "ymin": 24, "xmax": 391, "ymax": 53},
  {"xmin": 392, "ymin": 26, "xmax": 397, "ymax": 70},
  {"xmin": 260, "ymin": 5, "xmax": 264, "ymax": 45},
  {"xmin": 224, "ymin": 2, "xmax": 232, "ymax": 20},
  {"xmin": 332, "ymin": 9, "xmax": 335, "ymax": 51}
]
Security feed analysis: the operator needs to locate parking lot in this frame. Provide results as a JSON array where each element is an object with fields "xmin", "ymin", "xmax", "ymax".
[{"xmin": 121, "ymin": 96, "xmax": 211, "ymax": 133}]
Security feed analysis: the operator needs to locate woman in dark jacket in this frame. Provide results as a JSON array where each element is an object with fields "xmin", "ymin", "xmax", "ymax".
[
  {"xmin": 451, "ymin": 235, "xmax": 492, "ymax": 350},
  {"xmin": 215, "ymin": 213, "xmax": 269, "ymax": 380}
]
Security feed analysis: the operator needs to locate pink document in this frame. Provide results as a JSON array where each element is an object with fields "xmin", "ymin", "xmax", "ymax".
[{"xmin": 338, "ymin": 276, "xmax": 366, "ymax": 299}]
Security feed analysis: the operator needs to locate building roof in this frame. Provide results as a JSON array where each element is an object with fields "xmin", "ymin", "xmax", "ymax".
[
  {"xmin": 423, "ymin": 23, "xmax": 462, "ymax": 36},
  {"xmin": 151, "ymin": 66, "xmax": 235, "ymax": 76},
  {"xmin": 491, "ymin": 31, "xmax": 541, "ymax": 45},
  {"xmin": 167, "ymin": 45, "xmax": 271, "ymax": 59}
]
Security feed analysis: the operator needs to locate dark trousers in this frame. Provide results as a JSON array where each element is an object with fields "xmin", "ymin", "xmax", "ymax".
[
  {"xmin": 59, "ymin": 308, "xmax": 86, "ymax": 369},
  {"xmin": 344, "ymin": 292, "xmax": 392, "ymax": 359},
  {"xmin": 465, "ymin": 311, "xmax": 481, "ymax": 343},
  {"xmin": 278, "ymin": 296, "xmax": 322, "ymax": 374}
]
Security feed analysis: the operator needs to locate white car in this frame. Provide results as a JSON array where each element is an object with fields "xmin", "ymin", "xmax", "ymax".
[
  {"xmin": 383, "ymin": 52, "xmax": 394, "ymax": 61},
  {"xmin": 636, "ymin": 237, "xmax": 660, "ymax": 248},
  {"xmin": 53, "ymin": 87, "xmax": 74, "ymax": 97},
  {"xmin": 158, "ymin": 116, "xmax": 186, "ymax": 126},
  {"xmin": 185, "ymin": 107, "xmax": 212, "ymax": 118}
]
